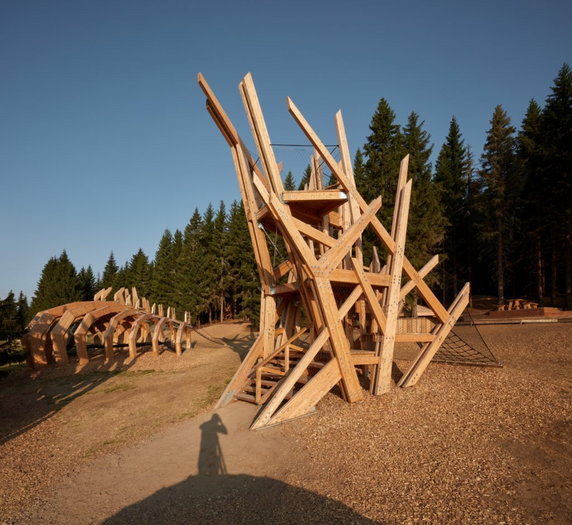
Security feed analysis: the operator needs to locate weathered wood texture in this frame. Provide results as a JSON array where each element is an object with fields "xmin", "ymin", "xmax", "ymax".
[{"xmin": 198, "ymin": 73, "xmax": 471, "ymax": 429}]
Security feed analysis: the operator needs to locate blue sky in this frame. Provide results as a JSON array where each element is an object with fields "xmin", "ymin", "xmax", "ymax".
[{"xmin": 1, "ymin": 0, "xmax": 570, "ymax": 300}]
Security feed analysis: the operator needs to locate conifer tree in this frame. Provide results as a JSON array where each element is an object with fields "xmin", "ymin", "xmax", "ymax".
[
  {"xmin": 30, "ymin": 251, "xmax": 81, "ymax": 315},
  {"xmin": 541, "ymin": 63, "xmax": 572, "ymax": 306},
  {"xmin": 16, "ymin": 292, "xmax": 29, "ymax": 329},
  {"xmin": 517, "ymin": 100, "xmax": 544, "ymax": 302},
  {"xmin": 101, "ymin": 252, "xmax": 119, "ymax": 290},
  {"xmin": 178, "ymin": 209, "xmax": 205, "ymax": 322},
  {"xmin": 151, "ymin": 230, "xmax": 174, "ymax": 306},
  {"xmin": 477, "ymin": 105, "xmax": 519, "ymax": 304},
  {"xmin": 225, "ymin": 201, "xmax": 259, "ymax": 320},
  {"xmin": 402, "ymin": 112, "xmax": 445, "ymax": 310},
  {"xmin": 126, "ymin": 249, "xmax": 151, "ymax": 298},
  {"xmin": 298, "ymin": 165, "xmax": 311, "ymax": 190},
  {"xmin": 359, "ymin": 98, "xmax": 405, "ymax": 228},
  {"xmin": 434, "ymin": 117, "xmax": 470, "ymax": 301},
  {"xmin": 77, "ymin": 266, "xmax": 96, "ymax": 300},
  {"xmin": 284, "ymin": 171, "xmax": 296, "ymax": 191},
  {"xmin": 213, "ymin": 201, "xmax": 229, "ymax": 322}
]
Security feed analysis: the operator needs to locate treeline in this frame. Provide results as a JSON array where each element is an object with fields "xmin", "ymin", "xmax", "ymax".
[
  {"xmin": 25, "ymin": 63, "xmax": 571, "ymax": 323},
  {"xmin": 28, "ymin": 201, "xmax": 259, "ymax": 325},
  {"xmin": 355, "ymin": 63, "xmax": 571, "ymax": 307}
]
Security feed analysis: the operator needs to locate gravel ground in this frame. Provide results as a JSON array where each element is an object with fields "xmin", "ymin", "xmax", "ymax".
[{"xmin": 1, "ymin": 322, "xmax": 570, "ymax": 524}]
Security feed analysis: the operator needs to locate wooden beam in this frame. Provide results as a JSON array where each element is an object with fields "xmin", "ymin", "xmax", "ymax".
[
  {"xmin": 287, "ymin": 97, "xmax": 449, "ymax": 323},
  {"xmin": 251, "ymin": 328, "xmax": 329, "ymax": 429},
  {"xmin": 374, "ymin": 180, "xmax": 412, "ymax": 395},
  {"xmin": 399, "ymin": 283, "xmax": 470, "ymax": 388},
  {"xmin": 351, "ymin": 257, "xmax": 387, "ymax": 334}
]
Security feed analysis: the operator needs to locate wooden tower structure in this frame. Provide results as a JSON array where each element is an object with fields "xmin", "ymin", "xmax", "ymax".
[{"xmin": 198, "ymin": 73, "xmax": 470, "ymax": 430}]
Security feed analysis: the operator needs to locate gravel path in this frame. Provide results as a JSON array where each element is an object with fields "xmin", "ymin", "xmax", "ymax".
[{"xmin": 1, "ymin": 323, "xmax": 570, "ymax": 523}]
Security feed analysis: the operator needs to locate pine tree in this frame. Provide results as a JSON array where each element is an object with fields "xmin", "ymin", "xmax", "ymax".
[
  {"xmin": 178, "ymin": 209, "xmax": 205, "ymax": 322},
  {"xmin": 298, "ymin": 165, "xmax": 311, "ymax": 190},
  {"xmin": 30, "ymin": 251, "xmax": 81, "ymax": 316},
  {"xmin": 434, "ymin": 117, "xmax": 470, "ymax": 302},
  {"xmin": 359, "ymin": 98, "xmax": 405, "ymax": 227},
  {"xmin": 127, "ymin": 249, "xmax": 151, "ymax": 298},
  {"xmin": 477, "ymin": 106, "xmax": 519, "ymax": 304},
  {"xmin": 77, "ymin": 266, "xmax": 96, "ymax": 300},
  {"xmin": 517, "ymin": 99, "xmax": 545, "ymax": 303},
  {"xmin": 101, "ymin": 252, "xmax": 119, "ymax": 290},
  {"xmin": 403, "ymin": 112, "xmax": 445, "ymax": 310},
  {"xmin": 0, "ymin": 292, "xmax": 19, "ymax": 342},
  {"xmin": 284, "ymin": 171, "xmax": 296, "ymax": 191},
  {"xmin": 151, "ymin": 230, "xmax": 174, "ymax": 306},
  {"xmin": 16, "ymin": 292, "xmax": 29, "ymax": 330},
  {"xmin": 213, "ymin": 201, "xmax": 229, "ymax": 322},
  {"xmin": 225, "ymin": 201, "xmax": 260, "ymax": 320},
  {"xmin": 541, "ymin": 63, "xmax": 572, "ymax": 307}
]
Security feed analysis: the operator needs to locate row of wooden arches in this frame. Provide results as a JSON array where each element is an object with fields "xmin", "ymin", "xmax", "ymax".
[{"xmin": 23, "ymin": 290, "xmax": 192, "ymax": 368}]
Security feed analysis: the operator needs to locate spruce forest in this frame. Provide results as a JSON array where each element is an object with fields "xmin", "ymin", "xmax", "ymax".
[{"xmin": 4, "ymin": 63, "xmax": 571, "ymax": 331}]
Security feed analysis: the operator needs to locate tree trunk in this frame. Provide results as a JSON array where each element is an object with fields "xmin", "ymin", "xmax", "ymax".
[
  {"xmin": 565, "ymin": 234, "xmax": 571, "ymax": 310},
  {"xmin": 551, "ymin": 245, "xmax": 558, "ymax": 307},
  {"xmin": 497, "ymin": 230, "xmax": 505, "ymax": 305},
  {"xmin": 536, "ymin": 234, "xmax": 543, "ymax": 305},
  {"xmin": 220, "ymin": 295, "xmax": 224, "ymax": 323}
]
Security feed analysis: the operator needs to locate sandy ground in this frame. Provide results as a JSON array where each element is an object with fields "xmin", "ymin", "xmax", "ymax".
[{"xmin": 1, "ymin": 322, "xmax": 570, "ymax": 524}]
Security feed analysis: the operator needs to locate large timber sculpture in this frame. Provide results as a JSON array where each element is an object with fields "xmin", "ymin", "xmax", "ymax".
[
  {"xmin": 198, "ymin": 73, "xmax": 470, "ymax": 430},
  {"xmin": 23, "ymin": 287, "xmax": 192, "ymax": 368}
]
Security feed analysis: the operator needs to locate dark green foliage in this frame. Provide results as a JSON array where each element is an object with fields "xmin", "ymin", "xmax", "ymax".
[
  {"xmin": 298, "ymin": 165, "xmax": 311, "ymax": 190},
  {"xmin": 476, "ymin": 105, "xmax": 519, "ymax": 304},
  {"xmin": 150, "ymin": 230, "xmax": 175, "ymax": 306},
  {"xmin": 434, "ymin": 117, "xmax": 473, "ymax": 302},
  {"xmin": 0, "ymin": 291, "xmax": 28, "ymax": 364},
  {"xmin": 30, "ymin": 250, "xmax": 81, "ymax": 316},
  {"xmin": 403, "ymin": 112, "xmax": 445, "ymax": 272},
  {"xmin": 358, "ymin": 98, "xmax": 406, "ymax": 228},
  {"xmin": 225, "ymin": 201, "xmax": 260, "ymax": 322},
  {"xmin": 77, "ymin": 266, "xmax": 96, "ymax": 300},
  {"xmin": 284, "ymin": 171, "xmax": 296, "ymax": 191},
  {"xmin": 101, "ymin": 252, "xmax": 119, "ymax": 290}
]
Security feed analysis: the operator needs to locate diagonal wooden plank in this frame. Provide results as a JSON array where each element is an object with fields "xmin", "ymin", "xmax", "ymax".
[
  {"xmin": 287, "ymin": 97, "xmax": 449, "ymax": 324},
  {"xmin": 267, "ymin": 358, "xmax": 342, "ymax": 426},
  {"xmin": 398, "ymin": 283, "xmax": 470, "ymax": 388},
  {"xmin": 317, "ymin": 197, "xmax": 381, "ymax": 275},
  {"xmin": 351, "ymin": 257, "xmax": 387, "ymax": 334},
  {"xmin": 374, "ymin": 180, "xmax": 412, "ymax": 395},
  {"xmin": 251, "ymin": 328, "xmax": 329, "ymax": 429}
]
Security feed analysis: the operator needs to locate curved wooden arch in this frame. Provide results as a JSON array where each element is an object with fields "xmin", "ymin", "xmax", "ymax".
[
  {"xmin": 74, "ymin": 303, "xmax": 127, "ymax": 363},
  {"xmin": 175, "ymin": 322, "xmax": 192, "ymax": 356},
  {"xmin": 24, "ymin": 302, "xmax": 88, "ymax": 366},
  {"xmin": 151, "ymin": 317, "xmax": 175, "ymax": 356},
  {"xmin": 23, "ymin": 290, "xmax": 192, "ymax": 368},
  {"xmin": 127, "ymin": 313, "xmax": 157, "ymax": 360},
  {"xmin": 103, "ymin": 308, "xmax": 141, "ymax": 361},
  {"xmin": 50, "ymin": 302, "xmax": 110, "ymax": 364}
]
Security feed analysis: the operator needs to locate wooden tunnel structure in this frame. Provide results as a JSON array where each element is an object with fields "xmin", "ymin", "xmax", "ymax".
[
  {"xmin": 22, "ymin": 287, "xmax": 192, "ymax": 368},
  {"xmin": 198, "ymin": 73, "xmax": 471, "ymax": 430}
]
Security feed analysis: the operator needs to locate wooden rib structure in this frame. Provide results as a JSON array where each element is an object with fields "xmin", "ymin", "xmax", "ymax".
[
  {"xmin": 22, "ymin": 287, "xmax": 192, "ymax": 368},
  {"xmin": 198, "ymin": 73, "xmax": 470, "ymax": 429}
]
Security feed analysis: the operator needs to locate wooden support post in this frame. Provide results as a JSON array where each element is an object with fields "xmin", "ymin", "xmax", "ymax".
[{"xmin": 373, "ymin": 180, "xmax": 412, "ymax": 395}]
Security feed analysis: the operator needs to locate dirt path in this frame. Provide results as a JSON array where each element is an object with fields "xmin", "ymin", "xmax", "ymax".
[{"xmin": 2, "ymin": 322, "xmax": 571, "ymax": 524}]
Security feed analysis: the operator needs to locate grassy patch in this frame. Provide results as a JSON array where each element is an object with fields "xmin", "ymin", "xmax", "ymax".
[
  {"xmin": 118, "ymin": 369, "xmax": 156, "ymax": 377},
  {"xmin": 101, "ymin": 382, "xmax": 137, "ymax": 394}
]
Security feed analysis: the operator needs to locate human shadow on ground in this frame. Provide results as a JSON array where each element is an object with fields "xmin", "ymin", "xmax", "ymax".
[{"xmin": 104, "ymin": 411, "xmax": 377, "ymax": 524}]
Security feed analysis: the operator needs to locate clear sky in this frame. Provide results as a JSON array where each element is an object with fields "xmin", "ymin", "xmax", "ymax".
[{"xmin": 1, "ymin": 0, "xmax": 570, "ymax": 300}]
